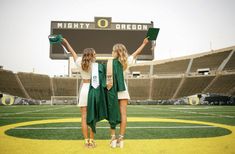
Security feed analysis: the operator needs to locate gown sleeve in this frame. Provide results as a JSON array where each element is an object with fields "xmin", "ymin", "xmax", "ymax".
[{"xmin": 115, "ymin": 60, "xmax": 126, "ymax": 92}]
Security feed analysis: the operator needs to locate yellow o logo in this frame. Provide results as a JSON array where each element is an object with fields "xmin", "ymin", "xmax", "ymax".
[
  {"xmin": 1, "ymin": 95, "xmax": 14, "ymax": 106},
  {"xmin": 97, "ymin": 19, "xmax": 109, "ymax": 28}
]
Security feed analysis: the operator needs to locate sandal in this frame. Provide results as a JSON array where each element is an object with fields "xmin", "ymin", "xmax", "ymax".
[
  {"xmin": 116, "ymin": 135, "xmax": 124, "ymax": 148},
  {"xmin": 89, "ymin": 139, "xmax": 96, "ymax": 148},
  {"xmin": 84, "ymin": 139, "xmax": 90, "ymax": 148},
  {"xmin": 110, "ymin": 135, "xmax": 117, "ymax": 148}
]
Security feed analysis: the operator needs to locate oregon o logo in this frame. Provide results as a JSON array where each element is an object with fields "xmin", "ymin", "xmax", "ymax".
[
  {"xmin": 1, "ymin": 95, "xmax": 15, "ymax": 106},
  {"xmin": 97, "ymin": 19, "xmax": 109, "ymax": 28}
]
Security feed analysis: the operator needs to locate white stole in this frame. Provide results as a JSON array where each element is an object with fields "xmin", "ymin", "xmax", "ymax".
[{"xmin": 91, "ymin": 63, "xmax": 99, "ymax": 89}]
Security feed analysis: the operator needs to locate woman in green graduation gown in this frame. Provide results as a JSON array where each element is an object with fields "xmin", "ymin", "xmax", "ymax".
[{"xmin": 110, "ymin": 37, "xmax": 149, "ymax": 148}]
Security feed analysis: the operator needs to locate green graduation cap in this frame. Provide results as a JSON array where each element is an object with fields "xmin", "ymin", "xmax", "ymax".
[
  {"xmin": 48, "ymin": 34, "xmax": 63, "ymax": 44},
  {"xmin": 146, "ymin": 28, "xmax": 160, "ymax": 40}
]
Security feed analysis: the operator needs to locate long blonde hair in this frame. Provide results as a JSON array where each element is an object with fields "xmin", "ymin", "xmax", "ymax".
[
  {"xmin": 112, "ymin": 44, "xmax": 128, "ymax": 70},
  {"xmin": 81, "ymin": 48, "xmax": 96, "ymax": 72}
]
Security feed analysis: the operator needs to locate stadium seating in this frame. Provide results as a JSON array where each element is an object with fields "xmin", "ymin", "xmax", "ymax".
[
  {"xmin": 151, "ymin": 77, "xmax": 182, "ymax": 100},
  {"xmin": 17, "ymin": 72, "xmax": 52, "ymax": 100},
  {"xmin": 190, "ymin": 50, "xmax": 231, "ymax": 72},
  {"xmin": 205, "ymin": 73, "xmax": 235, "ymax": 95},
  {"xmin": 129, "ymin": 65, "xmax": 151, "ymax": 75},
  {"xmin": 153, "ymin": 59, "xmax": 190, "ymax": 74},
  {"xmin": 176, "ymin": 75, "xmax": 216, "ymax": 98},
  {"xmin": 52, "ymin": 77, "xmax": 80, "ymax": 96},
  {"xmin": 127, "ymin": 78, "xmax": 151, "ymax": 100},
  {"xmin": 0, "ymin": 69, "xmax": 26, "ymax": 98},
  {"xmin": 223, "ymin": 51, "xmax": 235, "ymax": 71},
  {"xmin": 1, "ymin": 46, "xmax": 235, "ymax": 102}
]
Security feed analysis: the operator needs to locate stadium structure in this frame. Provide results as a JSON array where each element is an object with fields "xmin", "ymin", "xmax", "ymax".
[
  {"xmin": 1, "ymin": 17, "xmax": 235, "ymax": 154},
  {"xmin": 0, "ymin": 17, "xmax": 235, "ymax": 105},
  {"xmin": 1, "ymin": 45, "xmax": 235, "ymax": 105}
]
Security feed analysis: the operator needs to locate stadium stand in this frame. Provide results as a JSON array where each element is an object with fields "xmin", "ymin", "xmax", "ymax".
[
  {"xmin": 129, "ymin": 65, "xmax": 151, "ymax": 75},
  {"xmin": 151, "ymin": 77, "xmax": 182, "ymax": 100},
  {"xmin": 127, "ymin": 78, "xmax": 151, "ymax": 100},
  {"xmin": 52, "ymin": 77, "xmax": 79, "ymax": 96},
  {"xmin": 17, "ymin": 72, "xmax": 52, "ymax": 100},
  {"xmin": 0, "ymin": 69, "xmax": 26, "ymax": 98},
  {"xmin": 190, "ymin": 50, "xmax": 232, "ymax": 72},
  {"xmin": 223, "ymin": 51, "xmax": 235, "ymax": 71},
  {"xmin": 1, "ymin": 46, "xmax": 235, "ymax": 102},
  {"xmin": 153, "ymin": 59, "xmax": 190, "ymax": 74},
  {"xmin": 205, "ymin": 73, "xmax": 235, "ymax": 95},
  {"xmin": 176, "ymin": 75, "xmax": 216, "ymax": 98}
]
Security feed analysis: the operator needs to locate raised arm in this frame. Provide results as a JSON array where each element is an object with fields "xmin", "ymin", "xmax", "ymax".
[
  {"xmin": 61, "ymin": 38, "xmax": 78, "ymax": 61},
  {"xmin": 131, "ymin": 37, "xmax": 149, "ymax": 59}
]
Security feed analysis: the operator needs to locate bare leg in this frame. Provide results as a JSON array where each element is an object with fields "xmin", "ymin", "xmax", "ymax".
[
  {"xmin": 110, "ymin": 128, "xmax": 116, "ymax": 137},
  {"xmin": 89, "ymin": 127, "xmax": 94, "ymax": 139},
  {"xmin": 110, "ymin": 128, "xmax": 117, "ymax": 148},
  {"xmin": 119, "ymin": 99, "xmax": 128, "ymax": 136},
  {"xmin": 80, "ymin": 107, "xmax": 88, "ymax": 139},
  {"xmin": 89, "ymin": 128, "xmax": 96, "ymax": 148},
  {"xmin": 115, "ymin": 99, "xmax": 128, "ymax": 148}
]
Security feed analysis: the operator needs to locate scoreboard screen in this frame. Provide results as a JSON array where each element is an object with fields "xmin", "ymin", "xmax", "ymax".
[{"xmin": 50, "ymin": 17, "xmax": 154, "ymax": 60}]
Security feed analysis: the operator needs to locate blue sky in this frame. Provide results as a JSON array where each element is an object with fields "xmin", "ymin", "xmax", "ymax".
[{"xmin": 0, "ymin": 0, "xmax": 235, "ymax": 76}]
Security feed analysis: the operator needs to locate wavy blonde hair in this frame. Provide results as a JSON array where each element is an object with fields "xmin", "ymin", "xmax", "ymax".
[
  {"xmin": 81, "ymin": 48, "xmax": 96, "ymax": 72},
  {"xmin": 112, "ymin": 44, "xmax": 128, "ymax": 70}
]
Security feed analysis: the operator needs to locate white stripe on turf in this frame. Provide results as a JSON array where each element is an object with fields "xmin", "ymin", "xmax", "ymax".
[
  {"xmin": 13, "ymin": 126, "xmax": 216, "ymax": 130},
  {"xmin": 131, "ymin": 106, "xmax": 235, "ymax": 118},
  {"xmin": 0, "ymin": 106, "xmax": 72, "ymax": 117}
]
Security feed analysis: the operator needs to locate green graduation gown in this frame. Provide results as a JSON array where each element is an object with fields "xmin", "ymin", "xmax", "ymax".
[
  {"xmin": 87, "ymin": 59, "xmax": 125, "ymax": 133},
  {"xmin": 87, "ymin": 63, "xmax": 108, "ymax": 133},
  {"xmin": 106, "ymin": 59, "xmax": 126, "ymax": 129}
]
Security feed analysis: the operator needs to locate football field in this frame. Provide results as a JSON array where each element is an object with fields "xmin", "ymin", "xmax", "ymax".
[{"xmin": 0, "ymin": 105, "xmax": 235, "ymax": 154}]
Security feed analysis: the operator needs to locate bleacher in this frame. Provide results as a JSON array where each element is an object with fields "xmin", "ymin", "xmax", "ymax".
[
  {"xmin": 205, "ymin": 73, "xmax": 235, "ymax": 95},
  {"xmin": 176, "ymin": 75, "xmax": 215, "ymax": 98},
  {"xmin": 1, "ymin": 46, "xmax": 235, "ymax": 102},
  {"xmin": 151, "ymin": 77, "xmax": 182, "ymax": 100},
  {"xmin": 127, "ymin": 78, "xmax": 150, "ymax": 100},
  {"xmin": 190, "ymin": 50, "xmax": 232, "ymax": 72},
  {"xmin": 0, "ymin": 69, "xmax": 26, "ymax": 98},
  {"xmin": 153, "ymin": 59, "xmax": 190, "ymax": 74},
  {"xmin": 17, "ymin": 72, "xmax": 52, "ymax": 100},
  {"xmin": 52, "ymin": 77, "xmax": 79, "ymax": 96},
  {"xmin": 129, "ymin": 65, "xmax": 151, "ymax": 75},
  {"xmin": 223, "ymin": 51, "xmax": 235, "ymax": 71}
]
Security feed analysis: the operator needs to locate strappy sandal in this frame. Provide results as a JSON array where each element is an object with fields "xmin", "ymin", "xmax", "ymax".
[
  {"xmin": 110, "ymin": 135, "xmax": 117, "ymax": 148},
  {"xmin": 84, "ymin": 139, "xmax": 90, "ymax": 148},
  {"xmin": 116, "ymin": 135, "xmax": 124, "ymax": 148},
  {"xmin": 89, "ymin": 139, "xmax": 96, "ymax": 148}
]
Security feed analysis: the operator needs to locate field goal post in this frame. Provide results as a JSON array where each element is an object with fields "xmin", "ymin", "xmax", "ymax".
[{"xmin": 50, "ymin": 96, "xmax": 78, "ymax": 105}]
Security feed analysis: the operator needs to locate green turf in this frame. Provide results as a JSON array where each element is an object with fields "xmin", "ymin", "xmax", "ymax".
[
  {"xmin": 1, "ymin": 105, "xmax": 235, "ymax": 140},
  {"xmin": 5, "ymin": 122, "xmax": 231, "ymax": 140}
]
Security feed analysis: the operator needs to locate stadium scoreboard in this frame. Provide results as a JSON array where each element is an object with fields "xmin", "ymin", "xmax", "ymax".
[{"xmin": 50, "ymin": 17, "xmax": 154, "ymax": 60}]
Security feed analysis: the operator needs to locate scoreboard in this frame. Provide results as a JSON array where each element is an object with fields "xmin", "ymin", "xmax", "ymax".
[{"xmin": 50, "ymin": 17, "xmax": 154, "ymax": 60}]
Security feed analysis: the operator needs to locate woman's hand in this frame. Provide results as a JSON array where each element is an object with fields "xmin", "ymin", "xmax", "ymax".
[
  {"xmin": 143, "ymin": 37, "xmax": 149, "ymax": 45},
  {"xmin": 61, "ymin": 38, "xmax": 68, "ymax": 46}
]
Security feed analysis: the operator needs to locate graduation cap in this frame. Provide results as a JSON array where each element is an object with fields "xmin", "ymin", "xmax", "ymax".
[
  {"xmin": 48, "ymin": 34, "xmax": 70, "ymax": 57},
  {"xmin": 48, "ymin": 34, "xmax": 63, "ymax": 44},
  {"xmin": 146, "ymin": 28, "xmax": 160, "ymax": 41}
]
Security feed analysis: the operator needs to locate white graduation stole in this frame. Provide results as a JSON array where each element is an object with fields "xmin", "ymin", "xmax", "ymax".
[{"xmin": 91, "ymin": 63, "xmax": 99, "ymax": 89}]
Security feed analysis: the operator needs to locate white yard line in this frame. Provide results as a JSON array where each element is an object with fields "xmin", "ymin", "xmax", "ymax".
[
  {"xmin": 0, "ymin": 113, "xmax": 81, "ymax": 115},
  {"xmin": 131, "ymin": 106, "xmax": 235, "ymax": 118},
  {"xmin": 13, "ymin": 126, "xmax": 216, "ymax": 130},
  {"xmin": 0, "ymin": 116, "xmax": 216, "ymax": 119},
  {"xmin": 0, "ymin": 106, "xmax": 72, "ymax": 117}
]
